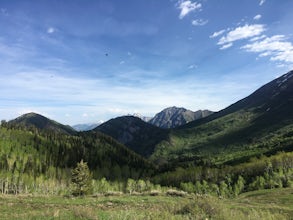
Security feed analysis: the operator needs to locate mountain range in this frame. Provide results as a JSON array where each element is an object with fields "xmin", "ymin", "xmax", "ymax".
[
  {"xmin": 72, "ymin": 107, "xmax": 212, "ymax": 131},
  {"xmin": 2, "ymin": 70, "xmax": 293, "ymax": 168}
]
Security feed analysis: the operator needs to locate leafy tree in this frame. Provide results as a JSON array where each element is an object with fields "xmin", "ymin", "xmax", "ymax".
[
  {"xmin": 126, "ymin": 178, "xmax": 136, "ymax": 194},
  {"xmin": 71, "ymin": 160, "xmax": 92, "ymax": 196},
  {"xmin": 219, "ymin": 181, "xmax": 229, "ymax": 197},
  {"xmin": 233, "ymin": 175, "xmax": 245, "ymax": 196},
  {"xmin": 136, "ymin": 179, "xmax": 146, "ymax": 193},
  {"xmin": 180, "ymin": 182, "xmax": 195, "ymax": 193}
]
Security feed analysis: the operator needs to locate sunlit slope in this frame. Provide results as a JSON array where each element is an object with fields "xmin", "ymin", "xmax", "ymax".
[{"xmin": 151, "ymin": 71, "xmax": 293, "ymax": 165}]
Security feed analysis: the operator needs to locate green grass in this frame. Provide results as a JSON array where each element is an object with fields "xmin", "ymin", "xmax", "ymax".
[
  {"xmin": 0, "ymin": 188, "xmax": 292, "ymax": 219},
  {"xmin": 230, "ymin": 187, "xmax": 293, "ymax": 218}
]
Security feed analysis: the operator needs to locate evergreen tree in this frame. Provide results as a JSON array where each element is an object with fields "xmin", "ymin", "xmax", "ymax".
[{"xmin": 71, "ymin": 160, "xmax": 92, "ymax": 196}]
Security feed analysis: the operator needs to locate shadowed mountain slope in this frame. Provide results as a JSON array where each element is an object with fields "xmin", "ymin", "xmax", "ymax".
[{"xmin": 95, "ymin": 116, "xmax": 168, "ymax": 157}]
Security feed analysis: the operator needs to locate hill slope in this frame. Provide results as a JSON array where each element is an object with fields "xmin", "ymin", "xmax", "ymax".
[
  {"xmin": 149, "ymin": 107, "xmax": 213, "ymax": 129},
  {"xmin": 7, "ymin": 112, "xmax": 76, "ymax": 135},
  {"xmin": 95, "ymin": 116, "xmax": 168, "ymax": 157},
  {"xmin": 0, "ymin": 124, "xmax": 153, "ymax": 182},
  {"xmin": 151, "ymin": 70, "xmax": 293, "ymax": 165}
]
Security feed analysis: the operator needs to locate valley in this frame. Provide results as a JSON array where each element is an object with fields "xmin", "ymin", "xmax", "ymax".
[
  {"xmin": 0, "ymin": 70, "xmax": 293, "ymax": 219},
  {"xmin": 1, "ymin": 0, "xmax": 293, "ymax": 219}
]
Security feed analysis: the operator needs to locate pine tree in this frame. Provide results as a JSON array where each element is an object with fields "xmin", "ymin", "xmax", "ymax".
[{"xmin": 71, "ymin": 160, "xmax": 92, "ymax": 196}]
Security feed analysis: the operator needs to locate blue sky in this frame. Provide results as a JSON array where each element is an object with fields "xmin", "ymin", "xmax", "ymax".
[{"xmin": 1, "ymin": 0, "xmax": 293, "ymax": 125}]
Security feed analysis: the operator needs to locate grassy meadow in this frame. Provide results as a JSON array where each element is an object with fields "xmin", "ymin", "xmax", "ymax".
[{"xmin": 0, "ymin": 188, "xmax": 292, "ymax": 220}]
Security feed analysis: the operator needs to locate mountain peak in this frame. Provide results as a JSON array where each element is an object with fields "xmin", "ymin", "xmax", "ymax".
[
  {"xmin": 17, "ymin": 112, "xmax": 50, "ymax": 121},
  {"xmin": 149, "ymin": 106, "xmax": 213, "ymax": 129},
  {"xmin": 8, "ymin": 112, "xmax": 76, "ymax": 135}
]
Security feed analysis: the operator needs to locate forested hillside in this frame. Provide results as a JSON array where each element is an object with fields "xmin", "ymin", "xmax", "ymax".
[{"xmin": 0, "ymin": 124, "xmax": 153, "ymax": 194}]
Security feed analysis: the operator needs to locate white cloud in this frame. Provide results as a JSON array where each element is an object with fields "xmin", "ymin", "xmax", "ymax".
[
  {"xmin": 211, "ymin": 22, "xmax": 293, "ymax": 68},
  {"xmin": 218, "ymin": 24, "xmax": 266, "ymax": 45},
  {"xmin": 259, "ymin": 51, "xmax": 272, "ymax": 57},
  {"xmin": 253, "ymin": 14, "xmax": 262, "ymax": 20},
  {"xmin": 242, "ymin": 35, "xmax": 293, "ymax": 64},
  {"xmin": 210, "ymin": 29, "xmax": 226, "ymax": 38},
  {"xmin": 250, "ymin": 34, "xmax": 266, "ymax": 42},
  {"xmin": 177, "ymin": 0, "xmax": 202, "ymax": 19},
  {"xmin": 191, "ymin": 19, "xmax": 208, "ymax": 26},
  {"xmin": 220, "ymin": 43, "xmax": 233, "ymax": 50},
  {"xmin": 259, "ymin": 0, "xmax": 266, "ymax": 6},
  {"xmin": 47, "ymin": 27, "xmax": 55, "ymax": 34}
]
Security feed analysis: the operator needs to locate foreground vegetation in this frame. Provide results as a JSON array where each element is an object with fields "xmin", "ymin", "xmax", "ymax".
[{"xmin": 0, "ymin": 188, "xmax": 292, "ymax": 219}]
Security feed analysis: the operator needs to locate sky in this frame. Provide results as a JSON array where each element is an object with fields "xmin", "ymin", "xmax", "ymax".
[{"xmin": 1, "ymin": 0, "xmax": 293, "ymax": 125}]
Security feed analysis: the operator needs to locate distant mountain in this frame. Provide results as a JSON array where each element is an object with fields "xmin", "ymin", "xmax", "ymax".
[
  {"xmin": 95, "ymin": 116, "xmax": 168, "ymax": 157},
  {"xmin": 149, "ymin": 107, "xmax": 213, "ymax": 128},
  {"xmin": 7, "ymin": 112, "xmax": 76, "ymax": 135},
  {"xmin": 132, "ymin": 113, "xmax": 152, "ymax": 122},
  {"xmin": 151, "ymin": 70, "xmax": 293, "ymax": 165},
  {"xmin": 72, "ymin": 123, "xmax": 100, "ymax": 131}
]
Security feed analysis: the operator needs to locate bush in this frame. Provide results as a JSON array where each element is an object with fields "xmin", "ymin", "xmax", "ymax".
[{"xmin": 166, "ymin": 189, "xmax": 187, "ymax": 197}]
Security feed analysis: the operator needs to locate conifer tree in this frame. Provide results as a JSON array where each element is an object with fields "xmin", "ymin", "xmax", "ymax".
[{"xmin": 71, "ymin": 160, "xmax": 92, "ymax": 196}]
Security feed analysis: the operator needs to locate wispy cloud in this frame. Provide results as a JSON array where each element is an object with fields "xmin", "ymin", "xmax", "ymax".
[
  {"xmin": 242, "ymin": 35, "xmax": 293, "ymax": 64},
  {"xmin": 188, "ymin": 64, "xmax": 197, "ymax": 69},
  {"xmin": 210, "ymin": 29, "xmax": 226, "ymax": 38},
  {"xmin": 253, "ymin": 14, "xmax": 262, "ymax": 20},
  {"xmin": 210, "ymin": 21, "xmax": 293, "ymax": 67},
  {"xmin": 177, "ymin": 0, "xmax": 202, "ymax": 19},
  {"xmin": 47, "ymin": 27, "xmax": 55, "ymax": 34},
  {"xmin": 0, "ymin": 68, "xmax": 256, "ymax": 124},
  {"xmin": 191, "ymin": 19, "xmax": 208, "ymax": 26},
  {"xmin": 259, "ymin": 0, "xmax": 266, "ymax": 6},
  {"xmin": 217, "ymin": 24, "xmax": 266, "ymax": 45},
  {"xmin": 220, "ymin": 43, "xmax": 233, "ymax": 50}
]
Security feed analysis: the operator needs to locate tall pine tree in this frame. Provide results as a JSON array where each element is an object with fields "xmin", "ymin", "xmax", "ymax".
[{"xmin": 71, "ymin": 160, "xmax": 92, "ymax": 196}]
